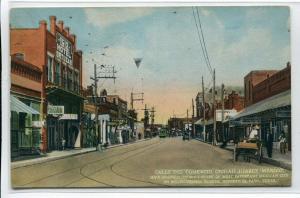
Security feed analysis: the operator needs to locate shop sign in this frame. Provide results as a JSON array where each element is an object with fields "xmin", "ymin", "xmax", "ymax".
[
  {"xmin": 59, "ymin": 114, "xmax": 78, "ymax": 120},
  {"xmin": 48, "ymin": 105, "xmax": 64, "ymax": 115},
  {"xmin": 56, "ymin": 32, "xmax": 73, "ymax": 65},
  {"xmin": 276, "ymin": 111, "xmax": 291, "ymax": 118},
  {"xmin": 32, "ymin": 121, "xmax": 43, "ymax": 127}
]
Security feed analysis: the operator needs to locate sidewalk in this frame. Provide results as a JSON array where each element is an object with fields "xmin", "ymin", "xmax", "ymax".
[
  {"xmin": 11, "ymin": 138, "xmax": 151, "ymax": 169},
  {"xmin": 195, "ymin": 138, "xmax": 292, "ymax": 170}
]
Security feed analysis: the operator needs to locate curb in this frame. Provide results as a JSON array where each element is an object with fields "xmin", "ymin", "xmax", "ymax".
[
  {"xmin": 194, "ymin": 138, "xmax": 291, "ymax": 170},
  {"xmin": 11, "ymin": 138, "xmax": 152, "ymax": 169}
]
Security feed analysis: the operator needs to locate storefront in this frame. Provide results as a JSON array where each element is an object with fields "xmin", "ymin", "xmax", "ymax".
[
  {"xmin": 46, "ymin": 90, "xmax": 83, "ymax": 151},
  {"xmin": 10, "ymin": 95, "xmax": 41, "ymax": 158},
  {"xmin": 229, "ymin": 90, "xmax": 291, "ymax": 151}
]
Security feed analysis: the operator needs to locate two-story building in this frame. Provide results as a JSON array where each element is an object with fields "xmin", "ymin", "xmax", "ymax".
[{"xmin": 10, "ymin": 16, "xmax": 84, "ymax": 152}]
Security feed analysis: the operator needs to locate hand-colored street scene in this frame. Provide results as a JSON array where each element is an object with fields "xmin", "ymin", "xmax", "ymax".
[{"xmin": 10, "ymin": 7, "xmax": 291, "ymax": 187}]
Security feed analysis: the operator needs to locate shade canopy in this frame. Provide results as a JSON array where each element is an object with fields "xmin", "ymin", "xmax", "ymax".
[{"xmin": 10, "ymin": 95, "xmax": 40, "ymax": 115}]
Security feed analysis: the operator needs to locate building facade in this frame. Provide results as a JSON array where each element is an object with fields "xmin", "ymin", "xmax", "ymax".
[
  {"xmin": 244, "ymin": 70, "xmax": 278, "ymax": 107},
  {"xmin": 10, "ymin": 56, "xmax": 43, "ymax": 158},
  {"xmin": 230, "ymin": 63, "xmax": 291, "ymax": 151},
  {"xmin": 10, "ymin": 16, "xmax": 84, "ymax": 152}
]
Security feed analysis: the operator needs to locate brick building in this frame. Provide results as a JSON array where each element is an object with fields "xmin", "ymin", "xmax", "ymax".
[
  {"xmin": 244, "ymin": 70, "xmax": 278, "ymax": 107},
  {"xmin": 224, "ymin": 91, "xmax": 244, "ymax": 112},
  {"xmin": 229, "ymin": 63, "xmax": 291, "ymax": 151},
  {"xmin": 10, "ymin": 55, "xmax": 43, "ymax": 157},
  {"xmin": 252, "ymin": 63, "xmax": 291, "ymax": 104},
  {"xmin": 10, "ymin": 16, "xmax": 84, "ymax": 152}
]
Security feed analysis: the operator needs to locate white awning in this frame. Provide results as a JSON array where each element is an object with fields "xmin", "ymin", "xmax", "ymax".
[
  {"xmin": 10, "ymin": 95, "xmax": 40, "ymax": 115},
  {"xmin": 232, "ymin": 90, "xmax": 291, "ymax": 120}
]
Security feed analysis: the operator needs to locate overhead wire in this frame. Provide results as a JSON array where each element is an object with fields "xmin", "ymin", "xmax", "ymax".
[
  {"xmin": 195, "ymin": 7, "xmax": 214, "ymax": 74},
  {"xmin": 192, "ymin": 7, "xmax": 213, "ymax": 77}
]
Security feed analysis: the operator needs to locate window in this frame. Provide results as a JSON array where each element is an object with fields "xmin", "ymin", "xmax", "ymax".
[
  {"xmin": 15, "ymin": 53, "xmax": 24, "ymax": 60},
  {"xmin": 74, "ymin": 72, "xmax": 79, "ymax": 92},
  {"xmin": 55, "ymin": 62, "xmax": 61, "ymax": 85},
  {"xmin": 47, "ymin": 56, "xmax": 53, "ymax": 82},
  {"xmin": 68, "ymin": 70, "xmax": 73, "ymax": 91}
]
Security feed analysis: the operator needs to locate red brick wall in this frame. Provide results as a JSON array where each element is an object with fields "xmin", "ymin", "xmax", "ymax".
[
  {"xmin": 244, "ymin": 70, "xmax": 278, "ymax": 107},
  {"xmin": 225, "ymin": 91, "xmax": 244, "ymax": 112},
  {"xmin": 10, "ymin": 22, "xmax": 47, "ymax": 69},
  {"xmin": 252, "ymin": 65, "xmax": 291, "ymax": 103}
]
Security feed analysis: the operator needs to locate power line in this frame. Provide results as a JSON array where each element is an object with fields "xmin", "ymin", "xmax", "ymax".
[
  {"xmin": 192, "ymin": 7, "xmax": 213, "ymax": 76},
  {"xmin": 196, "ymin": 7, "xmax": 213, "ymax": 74}
]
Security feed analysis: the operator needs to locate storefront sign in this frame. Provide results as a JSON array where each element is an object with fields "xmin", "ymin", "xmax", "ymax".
[
  {"xmin": 48, "ymin": 105, "xmax": 64, "ymax": 115},
  {"xmin": 32, "ymin": 121, "xmax": 43, "ymax": 127},
  {"xmin": 56, "ymin": 32, "xmax": 73, "ymax": 65},
  {"xmin": 216, "ymin": 109, "xmax": 237, "ymax": 122},
  {"xmin": 59, "ymin": 114, "xmax": 78, "ymax": 120},
  {"xmin": 276, "ymin": 111, "xmax": 291, "ymax": 118}
]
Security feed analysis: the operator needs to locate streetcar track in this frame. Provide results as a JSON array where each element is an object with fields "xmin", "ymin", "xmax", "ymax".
[
  {"xmin": 65, "ymin": 139, "xmax": 165, "ymax": 187},
  {"xmin": 15, "ymin": 139, "xmax": 159, "ymax": 187},
  {"xmin": 109, "ymin": 140, "xmax": 169, "ymax": 187}
]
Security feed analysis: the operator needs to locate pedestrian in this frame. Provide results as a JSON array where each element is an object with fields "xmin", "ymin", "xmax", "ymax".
[
  {"xmin": 266, "ymin": 129, "xmax": 274, "ymax": 158},
  {"xmin": 61, "ymin": 138, "xmax": 66, "ymax": 150},
  {"xmin": 278, "ymin": 131, "xmax": 287, "ymax": 154}
]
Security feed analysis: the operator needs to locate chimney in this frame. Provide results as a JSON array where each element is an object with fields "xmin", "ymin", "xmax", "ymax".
[
  {"xmin": 39, "ymin": 20, "xmax": 47, "ymax": 30},
  {"xmin": 70, "ymin": 34, "xmax": 76, "ymax": 49},
  {"xmin": 76, "ymin": 50, "xmax": 82, "ymax": 56},
  {"xmin": 49, "ymin": 16, "xmax": 56, "ymax": 35},
  {"xmin": 69, "ymin": 34, "xmax": 76, "ymax": 43},
  {"xmin": 64, "ymin": 27, "xmax": 70, "ymax": 36},
  {"xmin": 287, "ymin": 61, "xmax": 291, "ymax": 68},
  {"xmin": 57, "ymin": 20, "xmax": 64, "ymax": 31}
]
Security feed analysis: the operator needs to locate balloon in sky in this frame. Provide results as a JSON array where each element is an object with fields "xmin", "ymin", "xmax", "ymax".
[{"xmin": 134, "ymin": 58, "xmax": 142, "ymax": 68}]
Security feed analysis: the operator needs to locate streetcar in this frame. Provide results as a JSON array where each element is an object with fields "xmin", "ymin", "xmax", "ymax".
[{"xmin": 159, "ymin": 128, "xmax": 167, "ymax": 138}]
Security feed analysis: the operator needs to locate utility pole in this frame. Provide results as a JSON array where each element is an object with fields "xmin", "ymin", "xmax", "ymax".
[
  {"xmin": 90, "ymin": 63, "xmax": 117, "ymax": 151},
  {"xmin": 212, "ymin": 69, "xmax": 216, "ymax": 145},
  {"xmin": 130, "ymin": 92, "xmax": 144, "ymax": 110},
  {"xmin": 192, "ymin": 99, "xmax": 195, "ymax": 138},
  {"xmin": 150, "ymin": 107, "xmax": 155, "ymax": 135},
  {"xmin": 202, "ymin": 76, "xmax": 206, "ymax": 142},
  {"xmin": 150, "ymin": 107, "xmax": 155, "ymax": 126},
  {"xmin": 221, "ymin": 83, "xmax": 225, "ymax": 142},
  {"xmin": 187, "ymin": 109, "xmax": 190, "ymax": 139},
  {"xmin": 143, "ymin": 104, "xmax": 150, "ymax": 137}
]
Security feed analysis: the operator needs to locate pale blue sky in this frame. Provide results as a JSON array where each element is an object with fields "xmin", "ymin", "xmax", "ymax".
[{"xmin": 10, "ymin": 7, "xmax": 290, "ymax": 123}]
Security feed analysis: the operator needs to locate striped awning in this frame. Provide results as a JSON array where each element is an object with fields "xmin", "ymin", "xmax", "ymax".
[{"xmin": 10, "ymin": 95, "xmax": 40, "ymax": 115}]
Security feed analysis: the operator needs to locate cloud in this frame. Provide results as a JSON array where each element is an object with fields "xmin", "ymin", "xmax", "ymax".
[{"xmin": 84, "ymin": 7, "xmax": 154, "ymax": 28}]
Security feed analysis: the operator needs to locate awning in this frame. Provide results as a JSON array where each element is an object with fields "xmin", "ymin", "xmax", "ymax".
[
  {"xmin": 232, "ymin": 90, "xmax": 291, "ymax": 120},
  {"xmin": 10, "ymin": 95, "xmax": 40, "ymax": 115},
  {"xmin": 195, "ymin": 119, "xmax": 214, "ymax": 126}
]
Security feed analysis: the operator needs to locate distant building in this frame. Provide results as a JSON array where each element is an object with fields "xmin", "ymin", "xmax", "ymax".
[{"xmin": 224, "ymin": 91, "xmax": 244, "ymax": 112}]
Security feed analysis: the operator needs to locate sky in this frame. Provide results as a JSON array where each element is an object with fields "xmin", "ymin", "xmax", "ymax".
[{"xmin": 10, "ymin": 6, "xmax": 290, "ymax": 124}]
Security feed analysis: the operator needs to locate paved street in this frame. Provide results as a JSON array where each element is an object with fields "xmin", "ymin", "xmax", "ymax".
[{"xmin": 12, "ymin": 137, "xmax": 291, "ymax": 188}]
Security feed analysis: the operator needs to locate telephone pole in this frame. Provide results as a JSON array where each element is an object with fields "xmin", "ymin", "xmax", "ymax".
[
  {"xmin": 221, "ymin": 83, "xmax": 225, "ymax": 142},
  {"xmin": 90, "ymin": 63, "xmax": 117, "ymax": 151},
  {"xmin": 212, "ymin": 69, "xmax": 216, "ymax": 145},
  {"xmin": 192, "ymin": 99, "xmax": 195, "ymax": 138},
  {"xmin": 130, "ymin": 92, "xmax": 144, "ymax": 110},
  {"xmin": 150, "ymin": 107, "xmax": 155, "ymax": 134},
  {"xmin": 187, "ymin": 109, "xmax": 190, "ymax": 138},
  {"xmin": 202, "ymin": 76, "xmax": 206, "ymax": 142}
]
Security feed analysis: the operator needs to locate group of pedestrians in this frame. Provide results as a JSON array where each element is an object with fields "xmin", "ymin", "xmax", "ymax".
[
  {"xmin": 264, "ymin": 130, "xmax": 287, "ymax": 158},
  {"xmin": 248, "ymin": 125, "xmax": 287, "ymax": 158}
]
